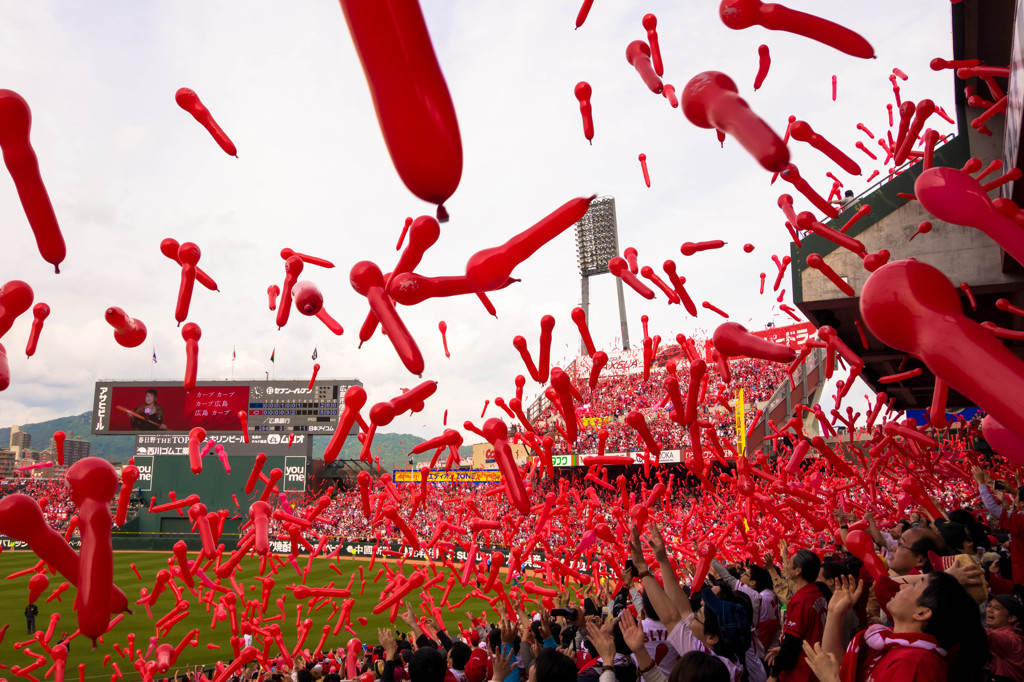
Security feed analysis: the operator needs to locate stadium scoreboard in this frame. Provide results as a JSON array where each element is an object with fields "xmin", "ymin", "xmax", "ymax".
[{"xmin": 91, "ymin": 379, "xmax": 361, "ymax": 435}]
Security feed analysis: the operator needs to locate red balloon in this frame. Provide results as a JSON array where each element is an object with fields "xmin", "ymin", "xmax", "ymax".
[
  {"xmin": 719, "ymin": 0, "xmax": 875, "ymax": 59},
  {"xmin": 175, "ymin": 242, "xmax": 201, "ymax": 325},
  {"xmin": 0, "ymin": 280, "xmax": 33, "ymax": 339},
  {"xmin": 438, "ymin": 320, "xmax": 450, "ymax": 358},
  {"xmin": 276, "ymin": 255, "xmax": 304, "ymax": 329},
  {"xmin": 174, "ymin": 88, "xmax": 237, "ymax": 156},
  {"xmin": 550, "ymin": 367, "xmax": 578, "ymax": 442},
  {"xmin": 642, "ymin": 14, "xmax": 664, "ymax": 77},
  {"xmin": 0, "ymin": 90, "xmax": 66, "ymax": 272},
  {"xmin": 681, "ymin": 71, "xmax": 789, "ymax": 172},
  {"xmin": 350, "ymin": 261, "xmax": 424, "ymax": 375},
  {"xmin": 0, "ymin": 342, "xmax": 9, "ymax": 392},
  {"xmin": 789, "ymin": 121, "xmax": 861, "ymax": 176},
  {"xmin": 609, "ymin": 257, "xmax": 655, "ymax": 299},
  {"xmin": 691, "ymin": 541, "xmax": 716, "ymax": 590},
  {"xmin": 915, "ymin": 165, "xmax": 1024, "ymax": 267},
  {"xmin": 625, "ymin": 410, "xmax": 661, "ymax": 458},
  {"xmin": 244, "ymin": 454, "xmax": 267, "ymax": 497},
  {"xmin": 323, "ymin": 387, "xmax": 367, "ymax": 465},
  {"xmin": 680, "ymin": 240, "xmax": 726, "ymax": 256},
  {"xmin": 114, "ymin": 463, "xmax": 139, "ymax": 527},
  {"xmin": 753, "ymin": 44, "xmax": 771, "ymax": 90},
  {"xmin": 65, "ymin": 457, "xmax": 119, "ymax": 642},
  {"xmin": 293, "ymin": 281, "xmax": 325, "ymax": 316},
  {"xmin": 537, "ymin": 315, "xmax": 556, "ymax": 383},
  {"xmin": 574, "ymin": 82, "xmax": 594, "ymax": 144},
  {"xmin": 390, "ymin": 272, "xmax": 518, "ymax": 305},
  {"xmin": 181, "ymin": 322, "xmax": 202, "ymax": 390},
  {"xmin": 249, "ymin": 501, "xmax": 272, "ymax": 556},
  {"xmin": 513, "ymin": 335, "xmax": 540, "ymax": 382},
  {"xmin": 25, "ymin": 302, "xmax": 48, "ymax": 357},
  {"xmin": 53, "ymin": 430, "xmax": 65, "ymax": 464},
  {"xmin": 982, "ymin": 415, "xmax": 1024, "ymax": 466},
  {"xmin": 571, "ymin": 307, "xmax": 597, "ymax": 357},
  {"xmin": 638, "ymin": 153, "xmax": 651, "ymax": 187},
  {"xmin": 28, "ymin": 571, "xmax": 49, "ymax": 604},
  {"xmin": 466, "ymin": 196, "xmax": 596, "ymax": 291},
  {"xmin": 369, "ymin": 380, "xmax": 437, "ymax": 427},
  {"xmin": 806, "ymin": 254, "xmax": 855, "ymax": 296},
  {"xmin": 481, "ymin": 418, "xmax": 531, "ymax": 515},
  {"xmin": 375, "ymin": 571, "xmax": 427, "ymax": 614},
  {"xmin": 104, "ymin": 307, "xmax": 147, "ymax": 348},
  {"xmin": 357, "ymin": 470, "xmax": 373, "ymax": 518},
  {"xmin": 361, "ymin": 215, "xmax": 441, "ymax": 342},
  {"xmin": 626, "ymin": 41, "xmax": 663, "ymax": 94},
  {"xmin": 188, "ymin": 426, "xmax": 207, "ymax": 474},
  {"xmin": 575, "ymin": 0, "xmax": 595, "ymax": 28},
  {"xmin": 383, "ymin": 504, "xmax": 420, "ymax": 550},
  {"xmin": 0, "ymin": 494, "xmax": 128, "ymax": 615},
  {"xmin": 188, "ymin": 503, "xmax": 216, "ymax": 558},
  {"xmin": 338, "ymin": 0, "xmax": 462, "ymax": 220},
  {"xmin": 861, "ymin": 259, "xmax": 1024, "ymax": 446},
  {"xmin": 280, "ymin": 247, "xmax": 335, "ymax": 269},
  {"xmin": 894, "ymin": 100, "xmax": 934, "ymax": 165},
  {"xmin": 845, "ymin": 529, "xmax": 887, "ymax": 580},
  {"xmin": 713, "ymin": 322, "xmax": 797, "ymax": 363},
  {"xmin": 161, "ymin": 238, "xmax": 218, "ymax": 291},
  {"xmin": 266, "ymin": 284, "xmax": 280, "ymax": 311}
]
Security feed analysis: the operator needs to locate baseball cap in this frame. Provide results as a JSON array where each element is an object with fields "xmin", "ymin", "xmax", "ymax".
[
  {"xmin": 465, "ymin": 649, "xmax": 489, "ymax": 682},
  {"xmin": 992, "ymin": 595, "xmax": 1024, "ymax": 625}
]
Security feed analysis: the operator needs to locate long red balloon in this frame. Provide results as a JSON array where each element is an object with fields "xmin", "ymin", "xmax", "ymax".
[
  {"xmin": 681, "ymin": 71, "xmax": 789, "ymax": 172},
  {"xmin": 175, "ymin": 88, "xmax": 237, "ymax": 156},
  {"xmin": 719, "ymin": 0, "xmax": 875, "ymax": 59},
  {"xmin": 466, "ymin": 196, "xmax": 596, "ymax": 291},
  {"xmin": 338, "ymin": 0, "xmax": 462, "ymax": 220},
  {"xmin": 0, "ymin": 90, "xmax": 66, "ymax": 272}
]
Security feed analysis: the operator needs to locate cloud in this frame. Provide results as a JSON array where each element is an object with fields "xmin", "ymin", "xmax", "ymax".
[{"xmin": 0, "ymin": 1, "xmax": 956, "ymax": 436}]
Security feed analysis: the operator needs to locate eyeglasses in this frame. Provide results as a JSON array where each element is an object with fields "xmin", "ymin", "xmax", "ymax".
[{"xmin": 897, "ymin": 540, "xmax": 912, "ymax": 551}]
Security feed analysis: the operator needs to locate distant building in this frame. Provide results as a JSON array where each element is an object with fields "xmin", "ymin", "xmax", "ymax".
[
  {"xmin": 0, "ymin": 448, "xmax": 15, "ymax": 478},
  {"xmin": 10, "ymin": 426, "xmax": 30, "ymax": 454},
  {"xmin": 60, "ymin": 438, "xmax": 90, "ymax": 466}
]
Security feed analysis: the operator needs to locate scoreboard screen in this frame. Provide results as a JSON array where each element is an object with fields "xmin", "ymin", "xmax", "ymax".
[{"xmin": 91, "ymin": 379, "xmax": 360, "ymax": 435}]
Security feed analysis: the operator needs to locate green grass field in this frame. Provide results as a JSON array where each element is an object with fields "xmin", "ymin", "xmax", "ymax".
[{"xmin": 1, "ymin": 550, "xmax": 485, "ymax": 678}]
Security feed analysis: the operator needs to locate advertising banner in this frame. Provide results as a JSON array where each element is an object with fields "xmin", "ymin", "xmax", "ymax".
[{"xmin": 392, "ymin": 469, "xmax": 503, "ymax": 484}]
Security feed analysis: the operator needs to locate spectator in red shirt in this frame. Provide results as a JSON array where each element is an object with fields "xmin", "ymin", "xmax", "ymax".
[
  {"xmin": 985, "ymin": 595, "xmax": 1024, "ymax": 682},
  {"xmin": 810, "ymin": 571, "xmax": 988, "ymax": 682},
  {"xmin": 766, "ymin": 549, "xmax": 830, "ymax": 682}
]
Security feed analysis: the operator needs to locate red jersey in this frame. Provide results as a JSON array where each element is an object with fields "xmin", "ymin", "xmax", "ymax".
[
  {"xmin": 1001, "ymin": 510, "xmax": 1024, "ymax": 587},
  {"xmin": 779, "ymin": 582, "xmax": 829, "ymax": 682},
  {"xmin": 840, "ymin": 627, "xmax": 947, "ymax": 682}
]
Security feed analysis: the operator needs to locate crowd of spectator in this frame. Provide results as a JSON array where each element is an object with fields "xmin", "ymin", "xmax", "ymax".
[{"xmin": 538, "ymin": 356, "xmax": 788, "ymax": 455}]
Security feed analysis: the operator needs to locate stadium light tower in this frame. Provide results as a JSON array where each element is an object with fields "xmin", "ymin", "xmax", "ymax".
[{"xmin": 575, "ymin": 196, "xmax": 629, "ymax": 352}]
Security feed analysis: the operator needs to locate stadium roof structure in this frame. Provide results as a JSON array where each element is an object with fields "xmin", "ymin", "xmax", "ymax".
[{"xmin": 791, "ymin": 1, "xmax": 1024, "ymax": 410}]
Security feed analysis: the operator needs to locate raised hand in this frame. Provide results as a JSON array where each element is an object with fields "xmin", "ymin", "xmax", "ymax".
[
  {"xmin": 801, "ymin": 640, "xmax": 840, "ymax": 682},
  {"xmin": 826, "ymin": 574, "xmax": 864, "ymax": 616},
  {"xmin": 617, "ymin": 609, "xmax": 646, "ymax": 653},
  {"xmin": 648, "ymin": 522, "xmax": 668, "ymax": 561}
]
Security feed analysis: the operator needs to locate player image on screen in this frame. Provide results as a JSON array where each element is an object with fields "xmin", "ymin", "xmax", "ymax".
[{"xmin": 123, "ymin": 389, "xmax": 167, "ymax": 431}]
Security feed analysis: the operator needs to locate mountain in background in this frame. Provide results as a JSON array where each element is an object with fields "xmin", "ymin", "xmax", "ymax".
[
  {"xmin": 0, "ymin": 412, "xmax": 425, "ymax": 469},
  {"xmin": 318, "ymin": 431, "xmax": 426, "ymax": 472},
  {"xmin": 0, "ymin": 412, "xmax": 134, "ymax": 460}
]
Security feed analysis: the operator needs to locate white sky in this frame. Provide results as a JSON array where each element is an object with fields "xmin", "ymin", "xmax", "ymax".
[{"xmin": 0, "ymin": 1, "xmax": 957, "ymax": 436}]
